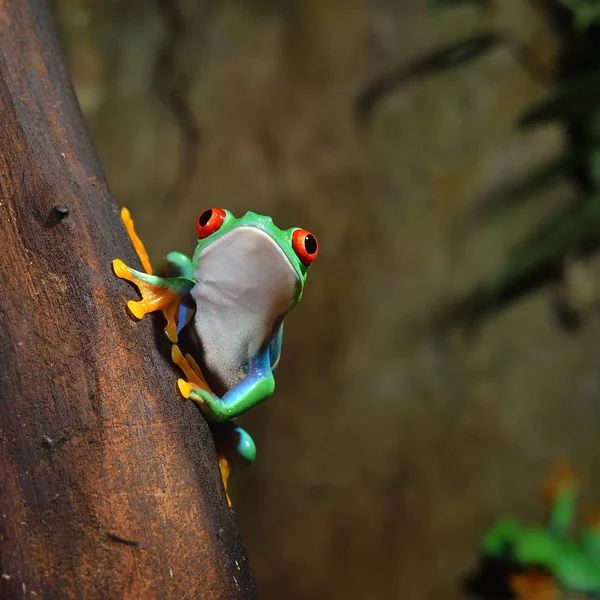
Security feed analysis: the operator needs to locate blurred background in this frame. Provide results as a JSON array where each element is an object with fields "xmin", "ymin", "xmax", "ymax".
[{"xmin": 50, "ymin": 0, "xmax": 600, "ymax": 597}]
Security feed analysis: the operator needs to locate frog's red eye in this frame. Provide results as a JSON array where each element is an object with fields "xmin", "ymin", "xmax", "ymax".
[
  {"xmin": 196, "ymin": 208, "xmax": 226, "ymax": 239},
  {"xmin": 292, "ymin": 229, "xmax": 318, "ymax": 265}
]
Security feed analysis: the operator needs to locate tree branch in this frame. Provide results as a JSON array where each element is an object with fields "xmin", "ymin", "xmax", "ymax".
[{"xmin": 0, "ymin": 1, "xmax": 256, "ymax": 597}]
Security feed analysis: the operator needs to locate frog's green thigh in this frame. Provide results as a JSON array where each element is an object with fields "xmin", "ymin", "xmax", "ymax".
[
  {"xmin": 212, "ymin": 423, "xmax": 256, "ymax": 467},
  {"xmin": 112, "ymin": 259, "xmax": 194, "ymax": 343},
  {"xmin": 211, "ymin": 423, "xmax": 256, "ymax": 507}
]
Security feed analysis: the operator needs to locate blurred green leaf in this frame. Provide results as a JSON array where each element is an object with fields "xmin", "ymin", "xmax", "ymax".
[{"xmin": 432, "ymin": 0, "xmax": 600, "ymax": 329}]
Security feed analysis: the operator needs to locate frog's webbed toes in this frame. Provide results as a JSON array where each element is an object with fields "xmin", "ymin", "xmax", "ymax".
[
  {"xmin": 113, "ymin": 258, "xmax": 182, "ymax": 342},
  {"xmin": 171, "ymin": 345, "xmax": 211, "ymax": 398}
]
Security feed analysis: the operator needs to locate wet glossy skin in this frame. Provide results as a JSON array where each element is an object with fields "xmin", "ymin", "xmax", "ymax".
[{"xmin": 113, "ymin": 208, "xmax": 318, "ymax": 482}]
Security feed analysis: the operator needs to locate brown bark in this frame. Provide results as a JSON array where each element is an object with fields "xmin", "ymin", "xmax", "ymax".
[{"xmin": 0, "ymin": 1, "xmax": 256, "ymax": 598}]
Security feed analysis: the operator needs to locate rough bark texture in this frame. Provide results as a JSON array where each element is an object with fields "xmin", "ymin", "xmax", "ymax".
[
  {"xmin": 49, "ymin": 0, "xmax": 600, "ymax": 599},
  {"xmin": 0, "ymin": 1, "xmax": 256, "ymax": 598}
]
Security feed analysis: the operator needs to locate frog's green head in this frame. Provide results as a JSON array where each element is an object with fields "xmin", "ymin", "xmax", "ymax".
[{"xmin": 191, "ymin": 208, "xmax": 318, "ymax": 306}]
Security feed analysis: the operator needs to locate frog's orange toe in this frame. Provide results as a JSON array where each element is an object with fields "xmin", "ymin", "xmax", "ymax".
[
  {"xmin": 172, "ymin": 345, "xmax": 210, "ymax": 391},
  {"xmin": 177, "ymin": 378, "xmax": 192, "ymax": 399},
  {"xmin": 126, "ymin": 299, "xmax": 147, "ymax": 320},
  {"xmin": 185, "ymin": 353, "xmax": 203, "ymax": 378},
  {"xmin": 219, "ymin": 456, "xmax": 233, "ymax": 507},
  {"xmin": 172, "ymin": 344, "xmax": 183, "ymax": 362},
  {"xmin": 112, "ymin": 258, "xmax": 129, "ymax": 278},
  {"xmin": 163, "ymin": 302, "xmax": 179, "ymax": 344},
  {"xmin": 120, "ymin": 207, "xmax": 153, "ymax": 275}
]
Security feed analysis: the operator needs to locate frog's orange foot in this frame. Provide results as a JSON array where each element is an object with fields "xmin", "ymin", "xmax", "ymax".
[
  {"xmin": 171, "ymin": 345, "xmax": 211, "ymax": 397},
  {"xmin": 113, "ymin": 258, "xmax": 181, "ymax": 343}
]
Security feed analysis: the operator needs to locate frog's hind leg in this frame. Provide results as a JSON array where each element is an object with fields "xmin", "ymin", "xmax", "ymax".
[
  {"xmin": 187, "ymin": 340, "xmax": 275, "ymax": 423},
  {"xmin": 211, "ymin": 423, "xmax": 256, "ymax": 507},
  {"xmin": 112, "ymin": 260, "xmax": 194, "ymax": 343},
  {"xmin": 171, "ymin": 345, "xmax": 255, "ymax": 507}
]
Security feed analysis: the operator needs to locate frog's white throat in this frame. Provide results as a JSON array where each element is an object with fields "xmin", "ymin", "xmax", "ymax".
[{"xmin": 190, "ymin": 227, "xmax": 298, "ymax": 391}]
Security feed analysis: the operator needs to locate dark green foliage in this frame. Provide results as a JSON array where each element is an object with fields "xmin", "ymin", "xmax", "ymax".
[
  {"xmin": 557, "ymin": 0, "xmax": 600, "ymax": 31},
  {"xmin": 431, "ymin": 0, "xmax": 600, "ymax": 327}
]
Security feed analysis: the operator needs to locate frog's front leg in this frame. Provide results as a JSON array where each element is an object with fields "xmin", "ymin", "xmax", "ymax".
[
  {"xmin": 115, "ymin": 207, "xmax": 195, "ymax": 343},
  {"xmin": 183, "ymin": 344, "xmax": 275, "ymax": 423},
  {"xmin": 112, "ymin": 260, "xmax": 194, "ymax": 343}
]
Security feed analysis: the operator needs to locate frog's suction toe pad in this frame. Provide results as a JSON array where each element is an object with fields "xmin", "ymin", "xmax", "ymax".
[
  {"xmin": 126, "ymin": 300, "xmax": 145, "ymax": 320},
  {"xmin": 178, "ymin": 379, "xmax": 192, "ymax": 399},
  {"xmin": 112, "ymin": 259, "xmax": 128, "ymax": 277}
]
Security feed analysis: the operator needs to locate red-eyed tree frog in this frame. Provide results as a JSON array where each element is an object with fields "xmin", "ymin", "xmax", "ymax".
[{"xmin": 112, "ymin": 208, "xmax": 318, "ymax": 501}]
